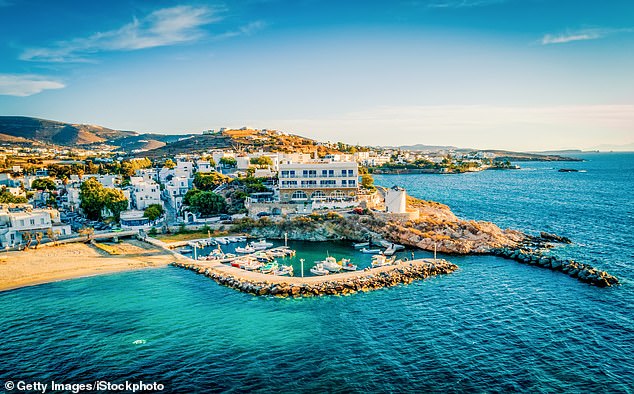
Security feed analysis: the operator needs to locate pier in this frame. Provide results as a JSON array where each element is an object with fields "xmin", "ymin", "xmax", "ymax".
[{"xmin": 171, "ymin": 258, "xmax": 458, "ymax": 297}]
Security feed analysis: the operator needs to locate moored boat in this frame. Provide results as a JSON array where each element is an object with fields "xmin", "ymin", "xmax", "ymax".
[
  {"xmin": 371, "ymin": 254, "xmax": 396, "ymax": 268},
  {"xmin": 361, "ymin": 248, "xmax": 382, "ymax": 254},
  {"xmin": 310, "ymin": 263, "xmax": 329, "ymax": 276},
  {"xmin": 235, "ymin": 245, "xmax": 256, "ymax": 254}
]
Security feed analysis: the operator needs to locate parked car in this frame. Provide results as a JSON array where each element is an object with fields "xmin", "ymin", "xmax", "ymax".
[
  {"xmin": 257, "ymin": 212, "xmax": 271, "ymax": 217},
  {"xmin": 219, "ymin": 214, "xmax": 232, "ymax": 221}
]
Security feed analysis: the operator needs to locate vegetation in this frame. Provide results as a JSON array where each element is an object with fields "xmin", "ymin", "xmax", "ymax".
[
  {"xmin": 219, "ymin": 157, "xmax": 237, "ymax": 167},
  {"xmin": 361, "ymin": 174, "xmax": 375, "ymax": 190},
  {"xmin": 31, "ymin": 177, "xmax": 57, "ymax": 191},
  {"xmin": 143, "ymin": 203, "xmax": 165, "ymax": 222},
  {"xmin": 193, "ymin": 172, "xmax": 229, "ymax": 191},
  {"xmin": 250, "ymin": 156, "xmax": 273, "ymax": 168},
  {"xmin": 79, "ymin": 178, "xmax": 129, "ymax": 221},
  {"xmin": 0, "ymin": 187, "xmax": 28, "ymax": 204},
  {"xmin": 188, "ymin": 191, "xmax": 227, "ymax": 217}
]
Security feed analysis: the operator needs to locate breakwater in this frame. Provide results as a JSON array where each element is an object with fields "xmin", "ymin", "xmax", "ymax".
[
  {"xmin": 171, "ymin": 259, "xmax": 458, "ymax": 297},
  {"xmin": 491, "ymin": 247, "xmax": 619, "ymax": 287}
]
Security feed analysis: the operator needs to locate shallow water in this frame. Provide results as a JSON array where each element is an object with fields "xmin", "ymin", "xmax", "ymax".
[{"xmin": 1, "ymin": 153, "xmax": 632, "ymax": 392}]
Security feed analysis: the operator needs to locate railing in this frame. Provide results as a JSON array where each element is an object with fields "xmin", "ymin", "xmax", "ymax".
[
  {"xmin": 279, "ymin": 174, "xmax": 356, "ymax": 179},
  {"xmin": 280, "ymin": 184, "xmax": 358, "ymax": 189}
]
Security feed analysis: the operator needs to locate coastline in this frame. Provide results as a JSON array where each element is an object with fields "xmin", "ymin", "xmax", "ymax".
[{"xmin": 0, "ymin": 239, "xmax": 179, "ymax": 293}]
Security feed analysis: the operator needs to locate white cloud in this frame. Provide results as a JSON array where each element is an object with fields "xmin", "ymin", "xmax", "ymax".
[
  {"xmin": 214, "ymin": 21, "xmax": 266, "ymax": 40},
  {"xmin": 21, "ymin": 6, "xmax": 218, "ymax": 62},
  {"xmin": 0, "ymin": 74, "xmax": 65, "ymax": 96},
  {"xmin": 541, "ymin": 27, "xmax": 633, "ymax": 45}
]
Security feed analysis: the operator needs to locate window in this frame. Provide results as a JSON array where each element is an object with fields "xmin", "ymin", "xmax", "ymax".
[
  {"xmin": 348, "ymin": 170, "xmax": 354, "ymax": 176},
  {"xmin": 342, "ymin": 180, "xmax": 347, "ymax": 186},
  {"xmin": 328, "ymin": 170, "xmax": 334, "ymax": 177},
  {"xmin": 322, "ymin": 170, "xmax": 328, "ymax": 176},
  {"xmin": 281, "ymin": 171, "xmax": 289, "ymax": 178},
  {"xmin": 19, "ymin": 220, "xmax": 24, "ymax": 226},
  {"xmin": 291, "ymin": 191, "xmax": 308, "ymax": 200},
  {"xmin": 311, "ymin": 191, "xmax": 326, "ymax": 200},
  {"xmin": 348, "ymin": 180, "xmax": 356, "ymax": 186},
  {"xmin": 341, "ymin": 170, "xmax": 347, "ymax": 176},
  {"xmin": 331, "ymin": 190, "xmax": 345, "ymax": 199},
  {"xmin": 40, "ymin": 218, "xmax": 45, "ymax": 224},
  {"xmin": 30, "ymin": 219, "xmax": 35, "ymax": 225}
]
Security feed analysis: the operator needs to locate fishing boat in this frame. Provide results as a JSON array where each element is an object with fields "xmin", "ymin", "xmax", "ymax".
[
  {"xmin": 320, "ymin": 256, "xmax": 342, "ymax": 272},
  {"xmin": 243, "ymin": 260, "xmax": 263, "ymax": 271},
  {"xmin": 361, "ymin": 248, "xmax": 382, "ymax": 254},
  {"xmin": 310, "ymin": 263, "xmax": 329, "ymax": 276},
  {"xmin": 235, "ymin": 245, "xmax": 256, "ymax": 254},
  {"xmin": 371, "ymin": 254, "xmax": 396, "ymax": 268},
  {"xmin": 251, "ymin": 239, "xmax": 274, "ymax": 249},
  {"xmin": 353, "ymin": 242, "xmax": 369, "ymax": 249},
  {"xmin": 274, "ymin": 265, "xmax": 294, "ymax": 276},
  {"xmin": 342, "ymin": 261, "xmax": 358, "ymax": 271},
  {"xmin": 260, "ymin": 261, "xmax": 279, "ymax": 274}
]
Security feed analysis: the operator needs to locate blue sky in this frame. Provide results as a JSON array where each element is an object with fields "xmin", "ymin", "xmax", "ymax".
[{"xmin": 0, "ymin": 0, "xmax": 632, "ymax": 150}]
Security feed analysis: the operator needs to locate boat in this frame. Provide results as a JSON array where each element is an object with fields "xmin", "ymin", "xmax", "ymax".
[
  {"xmin": 361, "ymin": 248, "xmax": 382, "ymax": 254},
  {"xmin": 215, "ymin": 237, "xmax": 228, "ymax": 245},
  {"xmin": 353, "ymin": 242, "xmax": 369, "ymax": 249},
  {"xmin": 384, "ymin": 244, "xmax": 398, "ymax": 256},
  {"xmin": 371, "ymin": 255, "xmax": 396, "ymax": 268},
  {"xmin": 235, "ymin": 245, "xmax": 256, "ymax": 254},
  {"xmin": 310, "ymin": 263, "xmax": 329, "ymax": 276},
  {"xmin": 274, "ymin": 265, "xmax": 294, "ymax": 276},
  {"xmin": 260, "ymin": 262, "xmax": 279, "ymax": 274},
  {"xmin": 342, "ymin": 261, "xmax": 358, "ymax": 271},
  {"xmin": 242, "ymin": 260, "xmax": 263, "ymax": 271},
  {"xmin": 225, "ymin": 253, "xmax": 237, "ymax": 258},
  {"xmin": 251, "ymin": 239, "xmax": 274, "ymax": 249},
  {"xmin": 320, "ymin": 256, "xmax": 342, "ymax": 272},
  {"xmin": 179, "ymin": 248, "xmax": 193, "ymax": 254}
]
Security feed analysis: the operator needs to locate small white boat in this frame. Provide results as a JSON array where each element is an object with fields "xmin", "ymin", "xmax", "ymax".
[
  {"xmin": 216, "ymin": 237, "xmax": 228, "ymax": 245},
  {"xmin": 353, "ymin": 242, "xmax": 369, "ymax": 249},
  {"xmin": 242, "ymin": 260, "xmax": 263, "ymax": 271},
  {"xmin": 251, "ymin": 239, "xmax": 274, "ymax": 249},
  {"xmin": 227, "ymin": 237, "xmax": 239, "ymax": 243},
  {"xmin": 235, "ymin": 245, "xmax": 256, "ymax": 254},
  {"xmin": 361, "ymin": 248, "xmax": 382, "ymax": 254},
  {"xmin": 384, "ymin": 244, "xmax": 397, "ymax": 256},
  {"xmin": 342, "ymin": 261, "xmax": 357, "ymax": 271},
  {"xmin": 274, "ymin": 265, "xmax": 294, "ymax": 276},
  {"xmin": 320, "ymin": 256, "xmax": 342, "ymax": 272},
  {"xmin": 225, "ymin": 253, "xmax": 237, "ymax": 258},
  {"xmin": 371, "ymin": 255, "xmax": 396, "ymax": 268},
  {"xmin": 310, "ymin": 263, "xmax": 329, "ymax": 276},
  {"xmin": 179, "ymin": 248, "xmax": 193, "ymax": 254}
]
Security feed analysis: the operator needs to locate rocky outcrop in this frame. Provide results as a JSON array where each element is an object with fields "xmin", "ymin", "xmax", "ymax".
[
  {"xmin": 170, "ymin": 260, "xmax": 458, "ymax": 297},
  {"xmin": 491, "ymin": 248, "xmax": 619, "ymax": 287}
]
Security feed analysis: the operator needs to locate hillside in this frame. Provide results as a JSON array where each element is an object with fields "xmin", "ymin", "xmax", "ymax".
[
  {"xmin": 0, "ymin": 116, "xmax": 137, "ymax": 146},
  {"xmin": 131, "ymin": 128, "xmax": 335, "ymax": 158}
]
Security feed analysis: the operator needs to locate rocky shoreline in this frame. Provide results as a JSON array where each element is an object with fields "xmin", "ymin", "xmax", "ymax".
[
  {"xmin": 490, "ymin": 248, "xmax": 619, "ymax": 287},
  {"xmin": 170, "ymin": 259, "xmax": 458, "ymax": 297}
]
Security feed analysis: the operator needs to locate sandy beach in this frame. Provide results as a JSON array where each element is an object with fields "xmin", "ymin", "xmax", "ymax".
[{"xmin": 0, "ymin": 239, "xmax": 180, "ymax": 292}]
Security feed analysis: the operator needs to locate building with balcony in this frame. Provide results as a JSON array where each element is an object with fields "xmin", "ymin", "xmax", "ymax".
[
  {"xmin": 130, "ymin": 177, "xmax": 163, "ymax": 210},
  {"xmin": 278, "ymin": 161, "xmax": 358, "ymax": 203},
  {"xmin": 0, "ymin": 205, "xmax": 71, "ymax": 248}
]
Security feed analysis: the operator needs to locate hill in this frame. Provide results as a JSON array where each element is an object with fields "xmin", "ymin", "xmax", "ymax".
[{"xmin": 0, "ymin": 116, "xmax": 137, "ymax": 146}]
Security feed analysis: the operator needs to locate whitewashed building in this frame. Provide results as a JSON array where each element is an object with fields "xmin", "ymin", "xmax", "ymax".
[
  {"xmin": 278, "ymin": 161, "xmax": 358, "ymax": 203},
  {"xmin": 130, "ymin": 177, "xmax": 162, "ymax": 210},
  {"xmin": 0, "ymin": 205, "xmax": 71, "ymax": 248}
]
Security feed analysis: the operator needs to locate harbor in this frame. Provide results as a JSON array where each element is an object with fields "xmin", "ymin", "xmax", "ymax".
[{"xmin": 171, "ymin": 257, "xmax": 458, "ymax": 297}]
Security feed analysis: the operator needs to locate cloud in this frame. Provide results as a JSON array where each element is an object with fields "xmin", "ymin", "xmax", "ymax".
[
  {"xmin": 21, "ymin": 5, "xmax": 219, "ymax": 62},
  {"xmin": 213, "ymin": 21, "xmax": 266, "ymax": 40},
  {"xmin": 541, "ymin": 27, "xmax": 634, "ymax": 45},
  {"xmin": 0, "ymin": 74, "xmax": 65, "ymax": 96}
]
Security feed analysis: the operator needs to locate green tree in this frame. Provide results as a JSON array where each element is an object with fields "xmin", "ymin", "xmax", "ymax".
[
  {"xmin": 103, "ymin": 188, "xmax": 129, "ymax": 221},
  {"xmin": 219, "ymin": 157, "xmax": 237, "ymax": 167},
  {"xmin": 250, "ymin": 156, "xmax": 273, "ymax": 168},
  {"xmin": 0, "ymin": 187, "xmax": 28, "ymax": 204},
  {"xmin": 143, "ymin": 204, "xmax": 164, "ymax": 222},
  {"xmin": 164, "ymin": 159, "xmax": 176, "ymax": 169},
  {"xmin": 189, "ymin": 191, "xmax": 227, "ymax": 216},
  {"xmin": 80, "ymin": 178, "xmax": 128, "ymax": 221},
  {"xmin": 183, "ymin": 189, "xmax": 202, "ymax": 206},
  {"xmin": 31, "ymin": 177, "xmax": 57, "ymax": 191},
  {"xmin": 193, "ymin": 172, "xmax": 228, "ymax": 191},
  {"xmin": 361, "ymin": 174, "xmax": 375, "ymax": 190}
]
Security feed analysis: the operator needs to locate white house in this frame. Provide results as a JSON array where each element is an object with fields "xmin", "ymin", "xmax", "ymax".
[
  {"xmin": 130, "ymin": 177, "xmax": 162, "ymax": 210},
  {"xmin": 0, "ymin": 205, "xmax": 72, "ymax": 248},
  {"xmin": 163, "ymin": 176, "xmax": 191, "ymax": 211}
]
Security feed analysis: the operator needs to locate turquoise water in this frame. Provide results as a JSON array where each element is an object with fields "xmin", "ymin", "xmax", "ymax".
[{"xmin": 1, "ymin": 153, "xmax": 633, "ymax": 392}]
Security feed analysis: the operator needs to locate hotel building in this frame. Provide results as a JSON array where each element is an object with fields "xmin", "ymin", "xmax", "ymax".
[{"xmin": 279, "ymin": 161, "xmax": 358, "ymax": 203}]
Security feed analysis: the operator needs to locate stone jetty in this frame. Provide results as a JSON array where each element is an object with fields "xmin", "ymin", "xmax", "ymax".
[
  {"xmin": 170, "ymin": 259, "xmax": 458, "ymax": 297},
  {"xmin": 491, "ymin": 247, "xmax": 619, "ymax": 287}
]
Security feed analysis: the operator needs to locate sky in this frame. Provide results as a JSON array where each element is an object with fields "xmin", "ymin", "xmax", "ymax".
[{"xmin": 0, "ymin": 0, "xmax": 633, "ymax": 151}]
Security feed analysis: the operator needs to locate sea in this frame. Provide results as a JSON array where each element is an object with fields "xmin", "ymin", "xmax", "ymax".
[{"xmin": 0, "ymin": 152, "xmax": 632, "ymax": 393}]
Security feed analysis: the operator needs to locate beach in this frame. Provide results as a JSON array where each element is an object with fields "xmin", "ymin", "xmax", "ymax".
[{"xmin": 0, "ymin": 239, "xmax": 179, "ymax": 292}]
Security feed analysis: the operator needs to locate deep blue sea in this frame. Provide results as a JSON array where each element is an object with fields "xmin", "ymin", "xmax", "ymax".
[{"xmin": 1, "ymin": 153, "xmax": 632, "ymax": 393}]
